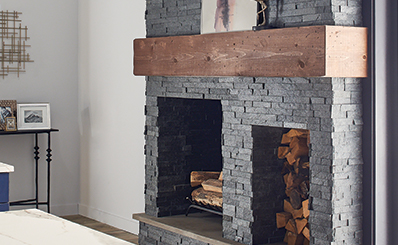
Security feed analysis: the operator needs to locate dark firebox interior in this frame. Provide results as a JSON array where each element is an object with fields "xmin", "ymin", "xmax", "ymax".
[{"xmin": 156, "ymin": 97, "xmax": 222, "ymax": 216}]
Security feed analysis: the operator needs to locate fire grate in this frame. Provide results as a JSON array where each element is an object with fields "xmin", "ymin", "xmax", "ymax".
[{"xmin": 185, "ymin": 197, "xmax": 223, "ymax": 216}]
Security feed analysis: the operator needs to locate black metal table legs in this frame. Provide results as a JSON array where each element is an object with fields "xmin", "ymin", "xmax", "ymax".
[
  {"xmin": 5, "ymin": 129, "xmax": 58, "ymax": 212},
  {"xmin": 46, "ymin": 132, "xmax": 52, "ymax": 213}
]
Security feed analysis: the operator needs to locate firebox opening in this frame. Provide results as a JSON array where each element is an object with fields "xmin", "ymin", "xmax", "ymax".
[{"xmin": 156, "ymin": 97, "xmax": 222, "ymax": 217}]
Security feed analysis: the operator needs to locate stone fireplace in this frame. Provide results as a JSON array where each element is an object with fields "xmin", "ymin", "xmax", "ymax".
[{"xmin": 134, "ymin": 0, "xmax": 364, "ymax": 244}]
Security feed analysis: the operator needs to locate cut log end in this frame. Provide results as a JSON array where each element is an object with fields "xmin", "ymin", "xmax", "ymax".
[
  {"xmin": 285, "ymin": 219, "xmax": 298, "ymax": 234},
  {"xmin": 278, "ymin": 146, "xmax": 290, "ymax": 159},
  {"xmin": 290, "ymin": 189, "xmax": 302, "ymax": 210},
  {"xmin": 302, "ymin": 199, "xmax": 310, "ymax": 219},
  {"xmin": 276, "ymin": 212, "xmax": 293, "ymax": 228},
  {"xmin": 284, "ymin": 199, "xmax": 295, "ymax": 214},
  {"xmin": 302, "ymin": 227, "xmax": 310, "ymax": 240},
  {"xmin": 284, "ymin": 231, "xmax": 305, "ymax": 245},
  {"xmin": 296, "ymin": 218, "xmax": 308, "ymax": 234}
]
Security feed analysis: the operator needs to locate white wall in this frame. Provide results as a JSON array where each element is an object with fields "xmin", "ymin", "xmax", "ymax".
[
  {"xmin": 0, "ymin": 0, "xmax": 146, "ymax": 235},
  {"xmin": 78, "ymin": 0, "xmax": 146, "ymax": 234},
  {"xmin": 0, "ymin": 0, "xmax": 80, "ymax": 215}
]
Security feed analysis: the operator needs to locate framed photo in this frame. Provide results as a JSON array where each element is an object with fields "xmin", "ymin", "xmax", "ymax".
[
  {"xmin": 201, "ymin": 0, "xmax": 258, "ymax": 34},
  {"xmin": 17, "ymin": 103, "xmax": 51, "ymax": 130},
  {"xmin": 5, "ymin": 117, "xmax": 17, "ymax": 131},
  {"xmin": 0, "ymin": 100, "xmax": 17, "ymax": 131}
]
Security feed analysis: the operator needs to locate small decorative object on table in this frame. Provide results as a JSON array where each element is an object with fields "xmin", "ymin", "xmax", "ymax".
[
  {"xmin": 0, "ymin": 100, "xmax": 17, "ymax": 131},
  {"xmin": 5, "ymin": 117, "xmax": 17, "ymax": 131},
  {"xmin": 17, "ymin": 103, "xmax": 51, "ymax": 130}
]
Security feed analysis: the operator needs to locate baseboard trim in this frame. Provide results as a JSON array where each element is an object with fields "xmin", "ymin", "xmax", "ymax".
[{"xmin": 78, "ymin": 204, "xmax": 139, "ymax": 234}]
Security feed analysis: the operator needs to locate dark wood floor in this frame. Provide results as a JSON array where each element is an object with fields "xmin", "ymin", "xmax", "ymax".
[{"xmin": 61, "ymin": 214, "xmax": 139, "ymax": 244}]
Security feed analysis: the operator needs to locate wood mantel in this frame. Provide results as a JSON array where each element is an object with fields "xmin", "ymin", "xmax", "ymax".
[{"xmin": 134, "ymin": 25, "xmax": 367, "ymax": 78}]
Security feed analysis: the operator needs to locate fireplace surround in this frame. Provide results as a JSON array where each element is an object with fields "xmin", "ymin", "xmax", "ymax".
[{"xmin": 135, "ymin": 0, "xmax": 364, "ymax": 244}]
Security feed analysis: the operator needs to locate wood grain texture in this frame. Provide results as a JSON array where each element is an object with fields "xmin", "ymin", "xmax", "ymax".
[
  {"xmin": 191, "ymin": 187, "xmax": 223, "ymax": 208},
  {"xmin": 134, "ymin": 25, "xmax": 367, "ymax": 78},
  {"xmin": 190, "ymin": 171, "xmax": 221, "ymax": 187},
  {"xmin": 201, "ymin": 179, "xmax": 222, "ymax": 193},
  {"xmin": 325, "ymin": 26, "xmax": 368, "ymax": 77}
]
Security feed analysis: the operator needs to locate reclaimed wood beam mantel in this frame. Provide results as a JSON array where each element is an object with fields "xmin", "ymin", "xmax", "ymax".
[{"xmin": 133, "ymin": 25, "xmax": 367, "ymax": 78}]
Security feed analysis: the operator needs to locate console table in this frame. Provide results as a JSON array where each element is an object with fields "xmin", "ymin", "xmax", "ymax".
[{"xmin": 0, "ymin": 129, "xmax": 59, "ymax": 212}]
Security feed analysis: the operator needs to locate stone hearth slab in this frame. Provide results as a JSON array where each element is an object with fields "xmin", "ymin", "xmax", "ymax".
[{"xmin": 134, "ymin": 212, "xmax": 285, "ymax": 245}]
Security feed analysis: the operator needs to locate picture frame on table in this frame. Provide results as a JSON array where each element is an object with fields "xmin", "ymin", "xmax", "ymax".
[
  {"xmin": 5, "ymin": 117, "xmax": 17, "ymax": 131},
  {"xmin": 0, "ymin": 100, "xmax": 17, "ymax": 131},
  {"xmin": 17, "ymin": 103, "xmax": 51, "ymax": 130}
]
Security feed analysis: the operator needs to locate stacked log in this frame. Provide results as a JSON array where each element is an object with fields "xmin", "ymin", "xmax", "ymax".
[
  {"xmin": 190, "ymin": 171, "xmax": 221, "ymax": 187},
  {"xmin": 190, "ymin": 171, "xmax": 223, "ymax": 208},
  {"xmin": 276, "ymin": 129, "xmax": 310, "ymax": 245}
]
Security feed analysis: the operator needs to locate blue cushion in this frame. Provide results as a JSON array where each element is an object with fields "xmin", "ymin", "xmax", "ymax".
[
  {"xmin": 0, "ymin": 173, "xmax": 9, "ymax": 203},
  {"xmin": 0, "ymin": 203, "xmax": 9, "ymax": 212}
]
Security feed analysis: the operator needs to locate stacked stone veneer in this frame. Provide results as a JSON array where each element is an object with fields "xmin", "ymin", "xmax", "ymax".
[
  {"xmin": 267, "ymin": 0, "xmax": 363, "ymax": 28},
  {"xmin": 141, "ymin": 0, "xmax": 364, "ymax": 244}
]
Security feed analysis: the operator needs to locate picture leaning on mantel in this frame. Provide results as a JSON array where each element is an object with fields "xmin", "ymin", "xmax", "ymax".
[{"xmin": 201, "ymin": 0, "xmax": 258, "ymax": 34}]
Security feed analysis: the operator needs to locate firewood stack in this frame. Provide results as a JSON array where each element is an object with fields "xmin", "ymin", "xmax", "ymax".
[
  {"xmin": 276, "ymin": 129, "xmax": 310, "ymax": 245},
  {"xmin": 190, "ymin": 171, "xmax": 223, "ymax": 208}
]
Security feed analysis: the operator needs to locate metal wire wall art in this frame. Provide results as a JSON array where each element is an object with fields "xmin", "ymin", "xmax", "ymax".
[{"xmin": 0, "ymin": 11, "xmax": 33, "ymax": 78}]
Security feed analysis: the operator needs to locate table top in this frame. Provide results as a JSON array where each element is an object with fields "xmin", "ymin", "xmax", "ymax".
[
  {"xmin": 0, "ymin": 128, "xmax": 59, "ymax": 136},
  {"xmin": 0, "ymin": 209, "xmax": 132, "ymax": 245},
  {"xmin": 0, "ymin": 162, "xmax": 14, "ymax": 173}
]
